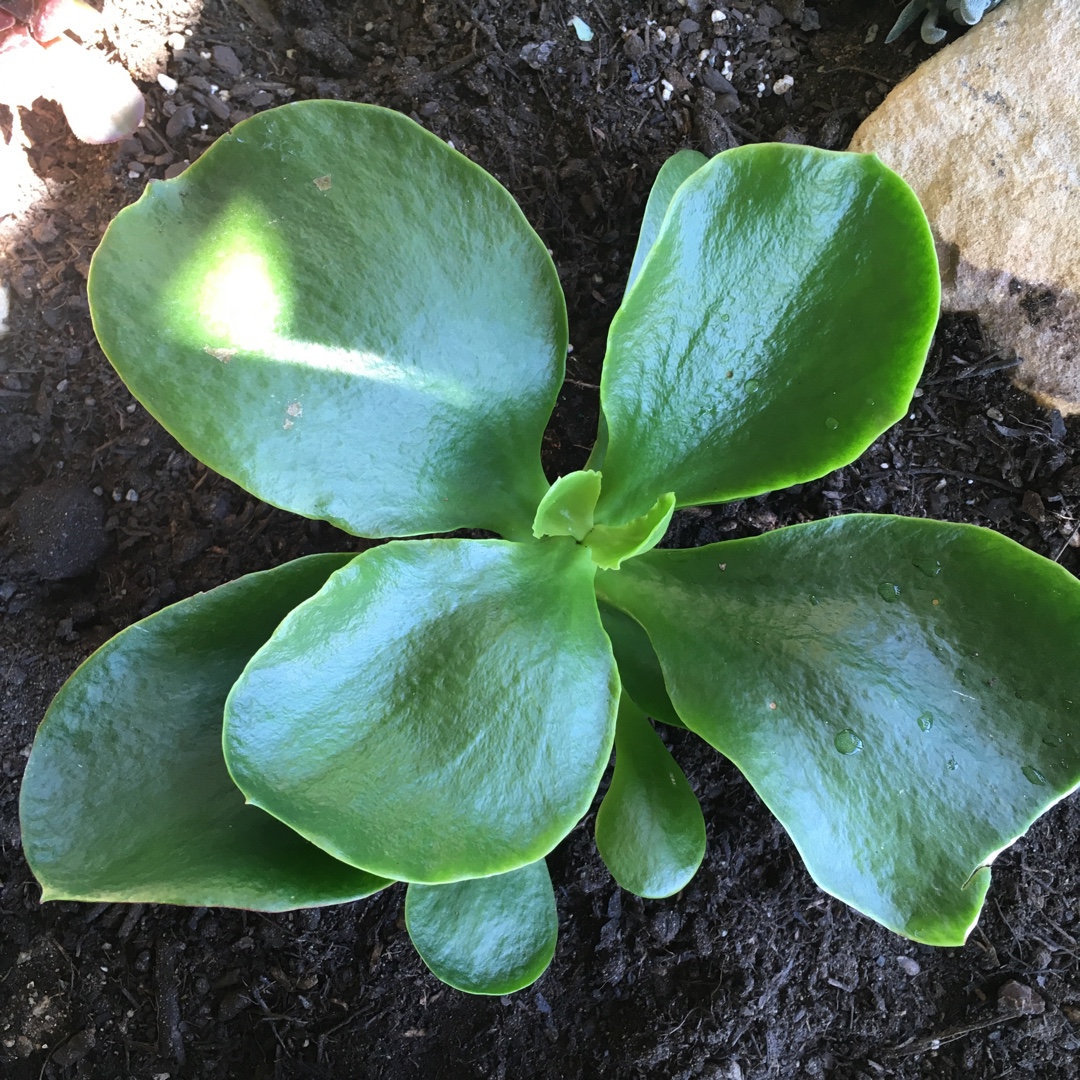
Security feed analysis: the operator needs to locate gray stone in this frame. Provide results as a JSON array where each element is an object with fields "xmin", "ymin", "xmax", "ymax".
[
  {"xmin": 12, "ymin": 482, "xmax": 108, "ymax": 581},
  {"xmin": 849, "ymin": 0, "xmax": 1080, "ymax": 413}
]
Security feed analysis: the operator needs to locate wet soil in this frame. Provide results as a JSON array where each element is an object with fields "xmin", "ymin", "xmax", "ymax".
[{"xmin": 2, "ymin": 1, "xmax": 1080, "ymax": 1077}]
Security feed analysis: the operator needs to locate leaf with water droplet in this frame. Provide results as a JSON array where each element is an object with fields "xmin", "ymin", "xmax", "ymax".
[
  {"xmin": 877, "ymin": 582, "xmax": 901, "ymax": 603},
  {"xmin": 744, "ymin": 378, "xmax": 760, "ymax": 393},
  {"xmin": 595, "ymin": 515, "xmax": 1080, "ymax": 948},
  {"xmin": 825, "ymin": 417, "xmax": 839, "ymax": 430},
  {"xmin": 917, "ymin": 712, "xmax": 933, "ymax": 732},
  {"xmin": 913, "ymin": 558, "xmax": 941, "ymax": 577},
  {"xmin": 834, "ymin": 729, "xmax": 863, "ymax": 755},
  {"xmin": 1022, "ymin": 765, "xmax": 1047, "ymax": 786}
]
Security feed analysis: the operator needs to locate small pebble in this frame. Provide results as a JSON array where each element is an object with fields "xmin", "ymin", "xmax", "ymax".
[
  {"xmin": 211, "ymin": 44, "xmax": 243, "ymax": 76},
  {"xmin": 569, "ymin": 15, "xmax": 594, "ymax": 42},
  {"xmin": 897, "ymin": 956, "xmax": 920, "ymax": 977},
  {"xmin": 157, "ymin": 73, "xmax": 179, "ymax": 94},
  {"xmin": 12, "ymin": 483, "xmax": 108, "ymax": 581},
  {"xmin": 997, "ymin": 979, "xmax": 1045, "ymax": 1015}
]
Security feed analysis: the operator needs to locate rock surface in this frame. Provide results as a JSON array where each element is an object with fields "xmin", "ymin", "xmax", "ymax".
[
  {"xmin": 11, "ymin": 482, "xmax": 109, "ymax": 580},
  {"xmin": 850, "ymin": 0, "xmax": 1080, "ymax": 414}
]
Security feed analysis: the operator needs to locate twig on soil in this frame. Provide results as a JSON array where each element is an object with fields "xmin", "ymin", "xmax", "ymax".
[
  {"xmin": 1053, "ymin": 525, "xmax": 1080, "ymax": 563},
  {"xmin": 437, "ymin": 49, "xmax": 487, "ymax": 78},
  {"xmin": 883, "ymin": 1010, "xmax": 1035, "ymax": 1058},
  {"xmin": 907, "ymin": 466, "xmax": 1020, "ymax": 494},
  {"xmin": 155, "ymin": 938, "xmax": 186, "ymax": 1066},
  {"xmin": 822, "ymin": 65, "xmax": 898, "ymax": 85}
]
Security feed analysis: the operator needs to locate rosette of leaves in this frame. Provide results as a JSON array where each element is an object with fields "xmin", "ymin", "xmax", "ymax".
[
  {"xmin": 0, "ymin": 0, "xmax": 143, "ymax": 143},
  {"xmin": 20, "ymin": 102, "xmax": 1080, "ymax": 994},
  {"xmin": 886, "ymin": 0, "xmax": 1007, "ymax": 44}
]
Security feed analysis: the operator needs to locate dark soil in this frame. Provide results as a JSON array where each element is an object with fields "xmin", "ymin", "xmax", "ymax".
[{"xmin": 2, "ymin": 1, "xmax": 1080, "ymax": 1077}]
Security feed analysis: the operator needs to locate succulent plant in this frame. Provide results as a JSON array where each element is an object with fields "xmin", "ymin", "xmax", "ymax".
[
  {"xmin": 886, "ymin": 0, "xmax": 1007, "ymax": 45},
  {"xmin": 0, "ymin": 0, "xmax": 143, "ymax": 143}
]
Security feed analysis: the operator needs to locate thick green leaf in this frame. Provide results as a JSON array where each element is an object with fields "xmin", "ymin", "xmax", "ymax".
[
  {"xmin": 532, "ymin": 469, "xmax": 601, "ymax": 541},
  {"xmin": 598, "ymin": 602, "xmax": 682, "ymax": 727},
  {"xmin": 625, "ymin": 149, "xmax": 709, "ymax": 296},
  {"xmin": 19, "ymin": 555, "xmax": 388, "ymax": 910},
  {"xmin": 595, "ymin": 696, "xmax": 706, "ymax": 898},
  {"xmin": 596, "ymin": 515, "xmax": 1080, "ymax": 943},
  {"xmin": 88, "ymin": 101, "xmax": 565, "ymax": 540},
  {"xmin": 225, "ymin": 538, "xmax": 619, "ymax": 883},
  {"xmin": 594, "ymin": 145, "xmax": 940, "ymax": 526},
  {"xmin": 590, "ymin": 149, "xmax": 708, "ymax": 475},
  {"xmin": 405, "ymin": 859, "xmax": 557, "ymax": 994},
  {"xmin": 532, "ymin": 472, "xmax": 674, "ymax": 569},
  {"xmin": 584, "ymin": 491, "xmax": 675, "ymax": 570}
]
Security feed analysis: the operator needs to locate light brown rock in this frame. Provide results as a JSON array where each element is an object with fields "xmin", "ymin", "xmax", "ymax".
[{"xmin": 849, "ymin": 0, "xmax": 1080, "ymax": 414}]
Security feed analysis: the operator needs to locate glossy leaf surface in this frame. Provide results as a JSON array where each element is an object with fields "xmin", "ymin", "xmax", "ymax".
[
  {"xmin": 595, "ymin": 696, "xmax": 705, "ymax": 897},
  {"xmin": 625, "ymin": 149, "xmax": 708, "ymax": 295},
  {"xmin": 406, "ymin": 859, "xmax": 557, "ymax": 994},
  {"xmin": 20, "ymin": 555, "xmax": 388, "ymax": 910},
  {"xmin": 532, "ymin": 469, "xmax": 601, "ymax": 541},
  {"xmin": 595, "ymin": 145, "xmax": 940, "ymax": 525},
  {"xmin": 225, "ymin": 538, "xmax": 619, "ymax": 883},
  {"xmin": 584, "ymin": 491, "xmax": 675, "ymax": 570},
  {"xmin": 597, "ymin": 516, "xmax": 1080, "ymax": 943},
  {"xmin": 88, "ymin": 102, "xmax": 564, "ymax": 540}
]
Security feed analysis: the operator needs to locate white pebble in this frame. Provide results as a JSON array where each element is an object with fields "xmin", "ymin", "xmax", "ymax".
[
  {"xmin": 569, "ymin": 16, "xmax": 594, "ymax": 42},
  {"xmin": 773, "ymin": 74, "xmax": 794, "ymax": 95},
  {"xmin": 157, "ymin": 73, "xmax": 179, "ymax": 94},
  {"xmin": 711, "ymin": 8, "xmax": 727, "ymax": 22}
]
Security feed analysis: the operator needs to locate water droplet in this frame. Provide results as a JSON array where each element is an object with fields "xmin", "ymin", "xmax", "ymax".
[
  {"xmin": 913, "ymin": 558, "xmax": 941, "ymax": 577},
  {"xmin": 917, "ymin": 712, "xmax": 934, "ymax": 732},
  {"xmin": 1022, "ymin": 765, "xmax": 1047, "ymax": 786},
  {"xmin": 721, "ymin": 313, "xmax": 731, "ymax": 323},
  {"xmin": 1042, "ymin": 733, "xmax": 1064, "ymax": 747},
  {"xmin": 834, "ymin": 729, "xmax": 863, "ymax": 755},
  {"xmin": 809, "ymin": 594, "xmax": 820, "ymax": 606},
  {"xmin": 825, "ymin": 417, "xmax": 839, "ymax": 430},
  {"xmin": 866, "ymin": 397, "xmax": 876, "ymax": 406},
  {"xmin": 744, "ymin": 378, "xmax": 760, "ymax": 393},
  {"xmin": 877, "ymin": 582, "xmax": 901, "ymax": 603},
  {"xmin": 946, "ymin": 757, "xmax": 958, "ymax": 772}
]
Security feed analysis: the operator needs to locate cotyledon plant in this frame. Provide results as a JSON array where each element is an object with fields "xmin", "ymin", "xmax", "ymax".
[{"xmin": 19, "ymin": 101, "xmax": 1080, "ymax": 994}]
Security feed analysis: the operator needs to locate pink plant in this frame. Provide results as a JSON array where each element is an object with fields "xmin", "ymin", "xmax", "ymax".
[{"xmin": 0, "ymin": 0, "xmax": 144, "ymax": 143}]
